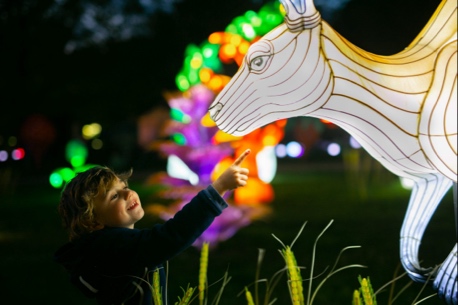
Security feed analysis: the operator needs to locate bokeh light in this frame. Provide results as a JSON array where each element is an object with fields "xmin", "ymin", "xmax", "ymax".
[
  {"xmin": 167, "ymin": 155, "xmax": 199, "ymax": 185},
  {"xmin": 349, "ymin": 136, "xmax": 362, "ymax": 149},
  {"xmin": 170, "ymin": 108, "xmax": 191, "ymax": 124},
  {"xmin": 49, "ymin": 167, "xmax": 75, "ymax": 188},
  {"xmin": 286, "ymin": 141, "xmax": 304, "ymax": 158},
  {"xmin": 91, "ymin": 139, "xmax": 103, "ymax": 150},
  {"xmin": 256, "ymin": 146, "xmax": 277, "ymax": 183},
  {"xmin": 327, "ymin": 143, "xmax": 341, "ymax": 156},
  {"xmin": 8, "ymin": 136, "xmax": 17, "ymax": 146},
  {"xmin": 65, "ymin": 139, "xmax": 88, "ymax": 168},
  {"xmin": 0, "ymin": 150, "xmax": 8, "ymax": 162},
  {"xmin": 82, "ymin": 123, "xmax": 102, "ymax": 140},
  {"xmin": 11, "ymin": 148, "xmax": 25, "ymax": 160},
  {"xmin": 275, "ymin": 144, "xmax": 287, "ymax": 158}
]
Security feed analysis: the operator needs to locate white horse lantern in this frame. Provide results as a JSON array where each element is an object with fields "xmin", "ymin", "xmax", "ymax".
[{"xmin": 209, "ymin": 0, "xmax": 457, "ymax": 303}]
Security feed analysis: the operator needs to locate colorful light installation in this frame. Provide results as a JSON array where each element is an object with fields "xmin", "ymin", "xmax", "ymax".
[
  {"xmin": 171, "ymin": 1, "xmax": 288, "ymax": 199},
  {"xmin": 159, "ymin": 85, "xmax": 233, "ymax": 186},
  {"xmin": 148, "ymin": 2, "xmax": 286, "ymax": 248},
  {"xmin": 175, "ymin": 1, "xmax": 284, "ymax": 92},
  {"xmin": 164, "ymin": 1, "xmax": 288, "ymax": 208},
  {"xmin": 146, "ymin": 83, "xmax": 283, "ymax": 247},
  {"xmin": 146, "ymin": 85, "xmax": 254, "ymax": 248}
]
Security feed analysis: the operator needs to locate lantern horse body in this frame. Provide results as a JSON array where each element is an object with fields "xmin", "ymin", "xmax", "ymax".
[{"xmin": 209, "ymin": 0, "xmax": 457, "ymax": 303}]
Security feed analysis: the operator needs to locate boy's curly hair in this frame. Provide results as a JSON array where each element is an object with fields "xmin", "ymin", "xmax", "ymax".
[{"xmin": 58, "ymin": 166, "xmax": 133, "ymax": 241}]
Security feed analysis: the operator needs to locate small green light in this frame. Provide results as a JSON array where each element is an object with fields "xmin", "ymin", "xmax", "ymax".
[
  {"xmin": 65, "ymin": 139, "xmax": 87, "ymax": 167},
  {"xmin": 225, "ymin": 24, "xmax": 238, "ymax": 35},
  {"xmin": 185, "ymin": 44, "xmax": 200, "ymax": 57},
  {"xmin": 49, "ymin": 172, "xmax": 63, "ymax": 188},
  {"xmin": 188, "ymin": 69, "xmax": 200, "ymax": 85},
  {"xmin": 49, "ymin": 167, "xmax": 76, "ymax": 188},
  {"xmin": 176, "ymin": 74, "xmax": 190, "ymax": 91},
  {"xmin": 170, "ymin": 108, "xmax": 191, "ymax": 124},
  {"xmin": 70, "ymin": 156, "xmax": 86, "ymax": 168},
  {"xmin": 59, "ymin": 167, "xmax": 76, "ymax": 182},
  {"xmin": 172, "ymin": 133, "xmax": 187, "ymax": 146}
]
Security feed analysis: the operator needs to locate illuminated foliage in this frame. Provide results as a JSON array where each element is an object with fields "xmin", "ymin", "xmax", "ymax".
[{"xmin": 175, "ymin": 1, "xmax": 284, "ymax": 92}]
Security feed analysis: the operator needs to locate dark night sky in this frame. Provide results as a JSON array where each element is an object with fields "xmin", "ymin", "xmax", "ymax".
[{"xmin": 0, "ymin": 0, "xmax": 442, "ymax": 171}]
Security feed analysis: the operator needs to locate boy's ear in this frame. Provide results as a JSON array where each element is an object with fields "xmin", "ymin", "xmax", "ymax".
[
  {"xmin": 92, "ymin": 222, "xmax": 104, "ymax": 232},
  {"xmin": 90, "ymin": 212, "xmax": 104, "ymax": 232}
]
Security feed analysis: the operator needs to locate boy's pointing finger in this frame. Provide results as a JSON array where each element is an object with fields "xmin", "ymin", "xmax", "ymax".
[{"xmin": 233, "ymin": 149, "xmax": 251, "ymax": 166}]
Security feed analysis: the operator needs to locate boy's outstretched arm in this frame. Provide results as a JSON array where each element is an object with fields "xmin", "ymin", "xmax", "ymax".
[{"xmin": 211, "ymin": 149, "xmax": 251, "ymax": 196}]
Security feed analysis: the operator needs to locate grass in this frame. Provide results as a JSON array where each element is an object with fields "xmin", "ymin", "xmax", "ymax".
[{"xmin": 0, "ymin": 158, "xmax": 455, "ymax": 305}]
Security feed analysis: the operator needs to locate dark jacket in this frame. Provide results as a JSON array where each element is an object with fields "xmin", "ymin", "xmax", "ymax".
[{"xmin": 54, "ymin": 185, "xmax": 227, "ymax": 305}]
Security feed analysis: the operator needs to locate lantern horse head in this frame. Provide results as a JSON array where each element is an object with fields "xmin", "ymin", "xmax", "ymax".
[{"xmin": 209, "ymin": 0, "xmax": 457, "ymax": 303}]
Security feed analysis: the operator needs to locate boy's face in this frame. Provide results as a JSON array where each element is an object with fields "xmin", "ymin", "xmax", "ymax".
[{"xmin": 93, "ymin": 178, "xmax": 144, "ymax": 229}]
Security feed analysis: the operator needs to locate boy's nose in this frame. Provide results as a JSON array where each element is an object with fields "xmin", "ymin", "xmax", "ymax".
[{"xmin": 124, "ymin": 189, "xmax": 133, "ymax": 199}]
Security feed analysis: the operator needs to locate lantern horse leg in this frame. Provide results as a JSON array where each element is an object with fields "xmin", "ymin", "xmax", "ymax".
[{"xmin": 400, "ymin": 174, "xmax": 457, "ymax": 304}]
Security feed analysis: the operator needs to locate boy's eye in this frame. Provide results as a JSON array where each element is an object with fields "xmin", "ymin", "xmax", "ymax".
[{"xmin": 111, "ymin": 193, "xmax": 119, "ymax": 200}]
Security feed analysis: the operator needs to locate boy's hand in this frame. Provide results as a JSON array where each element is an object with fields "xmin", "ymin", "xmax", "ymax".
[{"xmin": 212, "ymin": 149, "xmax": 251, "ymax": 196}]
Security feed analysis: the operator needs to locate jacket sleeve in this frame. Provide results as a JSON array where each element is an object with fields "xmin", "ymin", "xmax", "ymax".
[{"xmin": 136, "ymin": 185, "xmax": 228, "ymax": 264}]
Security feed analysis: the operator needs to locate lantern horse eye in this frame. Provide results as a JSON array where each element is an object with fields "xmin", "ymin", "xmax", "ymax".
[{"xmin": 250, "ymin": 55, "xmax": 270, "ymax": 71}]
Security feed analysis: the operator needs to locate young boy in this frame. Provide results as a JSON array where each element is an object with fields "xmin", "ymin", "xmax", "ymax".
[{"xmin": 54, "ymin": 149, "xmax": 251, "ymax": 305}]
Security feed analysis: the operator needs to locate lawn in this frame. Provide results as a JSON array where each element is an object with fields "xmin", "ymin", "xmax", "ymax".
[{"xmin": 0, "ymin": 157, "xmax": 455, "ymax": 305}]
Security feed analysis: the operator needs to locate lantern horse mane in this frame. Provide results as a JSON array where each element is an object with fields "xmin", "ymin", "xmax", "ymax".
[{"xmin": 209, "ymin": 0, "xmax": 457, "ymax": 303}]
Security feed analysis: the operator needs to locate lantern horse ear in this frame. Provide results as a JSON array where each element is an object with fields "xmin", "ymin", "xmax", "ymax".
[{"xmin": 280, "ymin": 0, "xmax": 321, "ymax": 31}]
